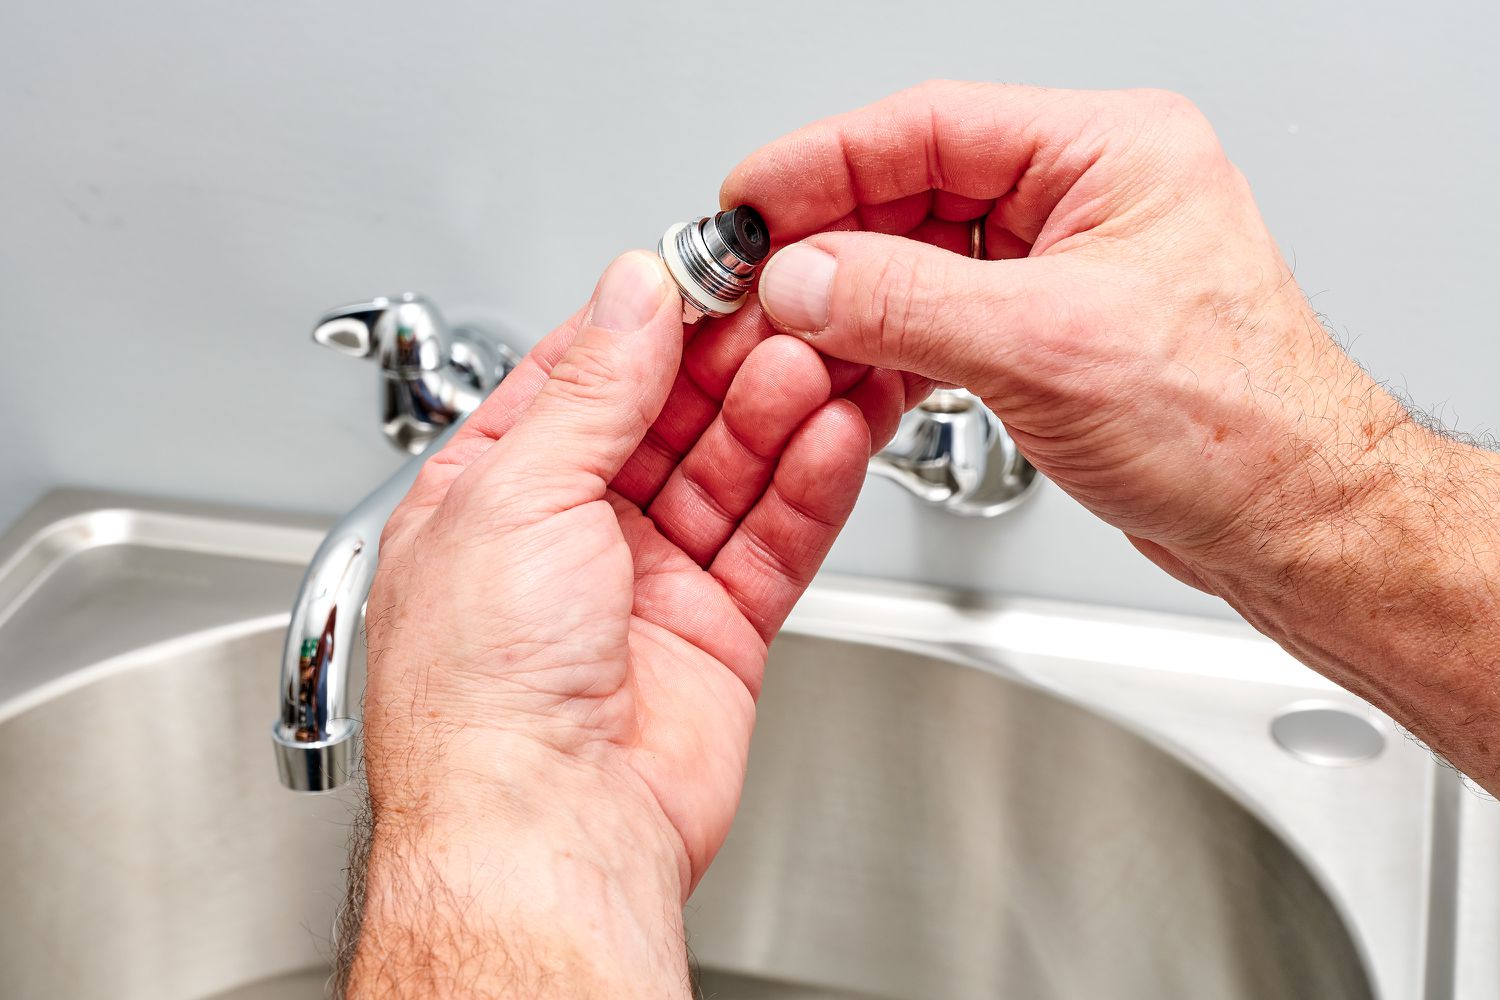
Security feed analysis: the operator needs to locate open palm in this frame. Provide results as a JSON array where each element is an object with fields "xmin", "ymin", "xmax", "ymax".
[{"xmin": 362, "ymin": 252, "xmax": 912, "ymax": 889}]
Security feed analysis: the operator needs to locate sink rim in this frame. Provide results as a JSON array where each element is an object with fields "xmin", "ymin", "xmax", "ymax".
[{"xmin": 0, "ymin": 487, "xmax": 1486, "ymax": 1000}]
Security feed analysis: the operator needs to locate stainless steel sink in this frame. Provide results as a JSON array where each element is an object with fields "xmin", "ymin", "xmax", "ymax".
[{"xmin": 1, "ymin": 491, "xmax": 1495, "ymax": 999}]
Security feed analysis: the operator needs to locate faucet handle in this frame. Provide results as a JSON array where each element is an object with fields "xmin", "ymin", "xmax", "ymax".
[
  {"xmin": 313, "ymin": 293, "xmax": 521, "ymax": 454},
  {"xmin": 312, "ymin": 293, "xmax": 453, "ymax": 372},
  {"xmin": 312, "ymin": 299, "xmax": 391, "ymax": 359}
]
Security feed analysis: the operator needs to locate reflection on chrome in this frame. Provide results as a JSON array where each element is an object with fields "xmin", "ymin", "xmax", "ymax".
[{"xmin": 869, "ymin": 388, "xmax": 1041, "ymax": 517}]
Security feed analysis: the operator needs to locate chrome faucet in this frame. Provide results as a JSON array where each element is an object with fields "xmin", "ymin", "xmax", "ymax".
[
  {"xmin": 866, "ymin": 219, "xmax": 1041, "ymax": 517},
  {"xmin": 272, "ymin": 284, "xmax": 1031, "ymax": 791},
  {"xmin": 272, "ymin": 294, "xmax": 519, "ymax": 792},
  {"xmin": 869, "ymin": 388, "xmax": 1041, "ymax": 517}
]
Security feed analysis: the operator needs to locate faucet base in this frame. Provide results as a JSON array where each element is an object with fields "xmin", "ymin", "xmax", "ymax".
[{"xmin": 869, "ymin": 389, "xmax": 1042, "ymax": 517}]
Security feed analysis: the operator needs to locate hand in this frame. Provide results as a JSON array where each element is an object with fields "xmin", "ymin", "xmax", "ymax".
[
  {"xmin": 346, "ymin": 251, "xmax": 906, "ymax": 997},
  {"xmin": 725, "ymin": 82, "xmax": 1500, "ymax": 794},
  {"xmin": 724, "ymin": 80, "xmax": 1414, "ymax": 593}
]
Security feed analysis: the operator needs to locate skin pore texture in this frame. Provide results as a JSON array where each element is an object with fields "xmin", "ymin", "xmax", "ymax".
[{"xmin": 341, "ymin": 82, "xmax": 1500, "ymax": 997}]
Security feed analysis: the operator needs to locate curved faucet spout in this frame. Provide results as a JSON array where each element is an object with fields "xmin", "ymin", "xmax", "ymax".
[
  {"xmin": 270, "ymin": 428, "xmax": 456, "ymax": 791},
  {"xmin": 274, "ymin": 294, "xmax": 518, "ymax": 792}
]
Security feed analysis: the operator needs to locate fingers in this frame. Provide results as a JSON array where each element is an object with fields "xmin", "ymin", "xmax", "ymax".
[
  {"xmin": 710, "ymin": 399, "xmax": 870, "ymax": 643},
  {"xmin": 609, "ymin": 300, "xmax": 874, "ymax": 508},
  {"xmin": 720, "ymin": 80, "xmax": 1106, "ymax": 244},
  {"xmin": 842, "ymin": 366, "xmax": 910, "ymax": 453},
  {"xmin": 381, "ymin": 306, "xmax": 591, "ymax": 551},
  {"xmin": 443, "ymin": 251, "xmax": 683, "ymax": 522},
  {"xmin": 648, "ymin": 336, "xmax": 833, "ymax": 566},
  {"xmin": 397, "ymin": 306, "xmax": 588, "ymax": 505},
  {"xmin": 609, "ymin": 302, "xmax": 772, "ymax": 507},
  {"xmin": 452, "ymin": 307, "xmax": 588, "ymax": 444},
  {"xmin": 611, "ymin": 494, "xmax": 769, "ymax": 674},
  {"xmin": 755, "ymin": 229, "xmax": 1084, "ymax": 398}
]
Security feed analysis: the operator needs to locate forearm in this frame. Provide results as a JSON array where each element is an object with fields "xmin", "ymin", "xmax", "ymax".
[
  {"xmin": 1207, "ymin": 418, "xmax": 1500, "ymax": 792},
  {"xmin": 340, "ymin": 738, "xmax": 694, "ymax": 1000}
]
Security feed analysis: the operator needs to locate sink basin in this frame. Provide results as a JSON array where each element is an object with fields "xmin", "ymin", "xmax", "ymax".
[{"xmin": 0, "ymin": 491, "xmax": 1494, "ymax": 999}]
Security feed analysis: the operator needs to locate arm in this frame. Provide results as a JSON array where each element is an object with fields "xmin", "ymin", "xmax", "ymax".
[
  {"xmin": 338, "ymin": 252, "xmax": 906, "ymax": 996},
  {"xmin": 1212, "ymin": 422, "xmax": 1500, "ymax": 788},
  {"xmin": 723, "ymin": 80, "xmax": 1500, "ymax": 793},
  {"xmin": 343, "ymin": 740, "xmax": 691, "ymax": 998}
]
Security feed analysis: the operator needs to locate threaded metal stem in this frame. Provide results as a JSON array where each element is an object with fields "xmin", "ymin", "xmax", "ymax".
[{"xmin": 674, "ymin": 219, "xmax": 756, "ymax": 303}]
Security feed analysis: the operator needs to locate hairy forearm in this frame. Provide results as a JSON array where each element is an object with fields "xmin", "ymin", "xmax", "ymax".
[
  {"xmin": 339, "ymin": 738, "xmax": 694, "ymax": 999},
  {"xmin": 1209, "ymin": 418, "xmax": 1500, "ymax": 792}
]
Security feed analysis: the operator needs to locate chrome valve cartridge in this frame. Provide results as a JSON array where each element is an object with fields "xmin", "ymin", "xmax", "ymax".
[{"xmin": 657, "ymin": 205, "xmax": 771, "ymax": 323}]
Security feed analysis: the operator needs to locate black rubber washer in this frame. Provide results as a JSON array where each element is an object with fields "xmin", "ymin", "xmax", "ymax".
[{"xmin": 715, "ymin": 205, "xmax": 770, "ymax": 265}]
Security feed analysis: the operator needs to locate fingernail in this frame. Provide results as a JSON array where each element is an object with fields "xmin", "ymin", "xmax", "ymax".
[
  {"xmin": 591, "ymin": 252, "xmax": 667, "ymax": 332},
  {"xmin": 759, "ymin": 244, "xmax": 836, "ymax": 333}
]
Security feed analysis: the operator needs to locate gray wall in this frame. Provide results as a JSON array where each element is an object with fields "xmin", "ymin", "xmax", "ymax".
[{"xmin": 4, "ymin": 1, "xmax": 1496, "ymax": 619}]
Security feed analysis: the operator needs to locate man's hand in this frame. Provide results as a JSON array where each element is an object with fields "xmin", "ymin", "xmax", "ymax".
[
  {"xmin": 345, "ymin": 251, "xmax": 908, "ymax": 997},
  {"xmin": 726, "ymin": 81, "xmax": 1411, "ymax": 586},
  {"xmin": 726, "ymin": 81, "xmax": 1500, "ymax": 792}
]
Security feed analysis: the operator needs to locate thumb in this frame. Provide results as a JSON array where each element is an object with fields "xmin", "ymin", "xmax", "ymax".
[
  {"xmin": 449, "ymin": 250, "xmax": 682, "ymax": 520},
  {"xmin": 756, "ymin": 232, "xmax": 1075, "ymax": 397}
]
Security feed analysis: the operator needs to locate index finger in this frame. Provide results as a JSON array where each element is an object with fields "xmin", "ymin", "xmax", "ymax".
[{"xmin": 719, "ymin": 80, "xmax": 1104, "ymax": 245}]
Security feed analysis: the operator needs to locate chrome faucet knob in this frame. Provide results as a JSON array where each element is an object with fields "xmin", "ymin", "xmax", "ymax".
[
  {"xmin": 869, "ymin": 389, "xmax": 1041, "ymax": 517},
  {"xmin": 312, "ymin": 294, "xmax": 520, "ymax": 454}
]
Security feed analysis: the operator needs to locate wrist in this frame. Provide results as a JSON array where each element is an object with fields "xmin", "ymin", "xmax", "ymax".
[
  {"xmin": 1221, "ymin": 415, "xmax": 1469, "ymax": 589},
  {"xmin": 1183, "ymin": 309, "xmax": 1418, "ymax": 595},
  {"xmin": 365, "ymin": 713, "xmax": 688, "ymax": 871},
  {"xmin": 1197, "ymin": 401, "xmax": 1416, "ymax": 620},
  {"xmin": 350, "ymin": 733, "xmax": 692, "ymax": 998}
]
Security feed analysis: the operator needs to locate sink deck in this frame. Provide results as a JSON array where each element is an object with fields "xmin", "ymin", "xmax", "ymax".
[{"xmin": 0, "ymin": 490, "xmax": 1494, "ymax": 999}]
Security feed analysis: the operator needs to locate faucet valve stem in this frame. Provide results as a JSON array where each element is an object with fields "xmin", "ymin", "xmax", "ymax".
[{"xmin": 658, "ymin": 206, "xmax": 771, "ymax": 323}]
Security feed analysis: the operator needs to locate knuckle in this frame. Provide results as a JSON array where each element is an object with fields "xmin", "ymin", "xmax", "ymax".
[
  {"xmin": 1142, "ymin": 90, "xmax": 1216, "ymax": 147},
  {"xmin": 1104, "ymin": 89, "xmax": 1226, "ymax": 183},
  {"xmin": 1138, "ymin": 88, "xmax": 1199, "ymax": 117},
  {"xmin": 1016, "ymin": 281, "xmax": 1115, "ymax": 404},
  {"xmin": 908, "ymin": 78, "xmax": 1004, "ymax": 121},
  {"xmin": 911, "ymin": 77, "xmax": 959, "ymax": 99},
  {"xmin": 848, "ymin": 249, "xmax": 980, "ymax": 375},
  {"xmin": 547, "ymin": 340, "xmax": 619, "ymax": 406},
  {"xmin": 860, "ymin": 252, "xmax": 924, "ymax": 360},
  {"xmin": 547, "ymin": 337, "xmax": 655, "ymax": 438}
]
